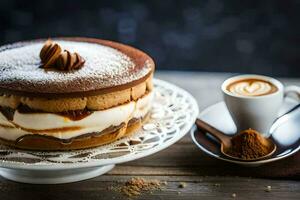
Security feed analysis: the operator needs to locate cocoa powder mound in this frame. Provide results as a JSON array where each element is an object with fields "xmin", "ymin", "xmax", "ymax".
[{"xmin": 226, "ymin": 129, "xmax": 272, "ymax": 160}]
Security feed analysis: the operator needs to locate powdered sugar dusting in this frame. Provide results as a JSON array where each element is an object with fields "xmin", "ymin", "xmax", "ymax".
[{"xmin": 0, "ymin": 40, "xmax": 152, "ymax": 95}]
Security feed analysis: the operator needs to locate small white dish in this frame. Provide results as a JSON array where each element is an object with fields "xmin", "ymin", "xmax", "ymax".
[
  {"xmin": 0, "ymin": 79, "xmax": 199, "ymax": 184},
  {"xmin": 191, "ymin": 97, "xmax": 300, "ymax": 167}
]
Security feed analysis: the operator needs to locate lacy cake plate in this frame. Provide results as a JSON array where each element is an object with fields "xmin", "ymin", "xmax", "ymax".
[{"xmin": 0, "ymin": 79, "xmax": 199, "ymax": 184}]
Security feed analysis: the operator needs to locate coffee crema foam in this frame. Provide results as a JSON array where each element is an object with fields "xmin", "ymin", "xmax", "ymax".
[{"xmin": 227, "ymin": 79, "xmax": 278, "ymax": 97}]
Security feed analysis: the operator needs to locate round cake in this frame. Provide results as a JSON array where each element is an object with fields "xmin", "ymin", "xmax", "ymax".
[{"xmin": 0, "ymin": 37, "xmax": 155, "ymax": 150}]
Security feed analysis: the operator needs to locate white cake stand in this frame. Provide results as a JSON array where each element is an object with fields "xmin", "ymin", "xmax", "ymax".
[{"xmin": 0, "ymin": 79, "xmax": 199, "ymax": 184}]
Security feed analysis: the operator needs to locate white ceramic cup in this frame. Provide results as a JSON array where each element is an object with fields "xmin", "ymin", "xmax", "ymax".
[{"xmin": 222, "ymin": 74, "xmax": 300, "ymax": 137}]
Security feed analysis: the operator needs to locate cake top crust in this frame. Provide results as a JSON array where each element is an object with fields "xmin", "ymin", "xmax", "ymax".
[{"xmin": 0, "ymin": 38, "xmax": 154, "ymax": 98}]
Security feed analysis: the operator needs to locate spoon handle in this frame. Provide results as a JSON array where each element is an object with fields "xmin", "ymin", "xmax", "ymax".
[
  {"xmin": 195, "ymin": 119, "xmax": 231, "ymax": 146},
  {"xmin": 276, "ymin": 103, "xmax": 300, "ymax": 120}
]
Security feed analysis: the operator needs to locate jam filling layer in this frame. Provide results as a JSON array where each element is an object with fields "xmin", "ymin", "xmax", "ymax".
[
  {"xmin": 0, "ymin": 105, "xmax": 94, "ymax": 122},
  {"xmin": 17, "ymin": 105, "xmax": 93, "ymax": 121}
]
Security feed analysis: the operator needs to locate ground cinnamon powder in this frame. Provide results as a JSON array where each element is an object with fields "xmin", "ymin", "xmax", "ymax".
[
  {"xmin": 119, "ymin": 178, "xmax": 161, "ymax": 197},
  {"xmin": 226, "ymin": 129, "xmax": 272, "ymax": 160}
]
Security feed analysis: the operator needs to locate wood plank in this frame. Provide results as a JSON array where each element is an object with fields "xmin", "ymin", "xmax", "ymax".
[{"xmin": 0, "ymin": 176, "xmax": 299, "ymax": 200}]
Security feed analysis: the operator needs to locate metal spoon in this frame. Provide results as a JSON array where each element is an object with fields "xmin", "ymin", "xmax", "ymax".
[{"xmin": 195, "ymin": 119, "xmax": 277, "ymax": 161}]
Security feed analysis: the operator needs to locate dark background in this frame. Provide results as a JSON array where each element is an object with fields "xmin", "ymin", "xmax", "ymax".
[{"xmin": 0, "ymin": 0, "xmax": 299, "ymax": 77}]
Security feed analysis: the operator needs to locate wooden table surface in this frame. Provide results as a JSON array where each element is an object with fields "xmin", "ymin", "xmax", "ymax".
[{"xmin": 0, "ymin": 71, "xmax": 299, "ymax": 200}]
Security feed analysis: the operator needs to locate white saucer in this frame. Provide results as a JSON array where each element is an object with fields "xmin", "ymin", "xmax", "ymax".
[
  {"xmin": 0, "ymin": 79, "xmax": 199, "ymax": 184},
  {"xmin": 191, "ymin": 98, "xmax": 300, "ymax": 166}
]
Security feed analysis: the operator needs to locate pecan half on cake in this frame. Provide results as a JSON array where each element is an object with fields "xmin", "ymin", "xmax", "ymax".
[{"xmin": 0, "ymin": 37, "xmax": 155, "ymax": 150}]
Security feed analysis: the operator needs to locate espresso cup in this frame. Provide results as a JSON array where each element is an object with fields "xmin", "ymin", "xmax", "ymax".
[{"xmin": 222, "ymin": 74, "xmax": 300, "ymax": 137}]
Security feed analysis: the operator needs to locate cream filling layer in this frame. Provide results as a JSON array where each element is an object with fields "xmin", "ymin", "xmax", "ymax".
[{"xmin": 0, "ymin": 91, "xmax": 153, "ymax": 141}]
